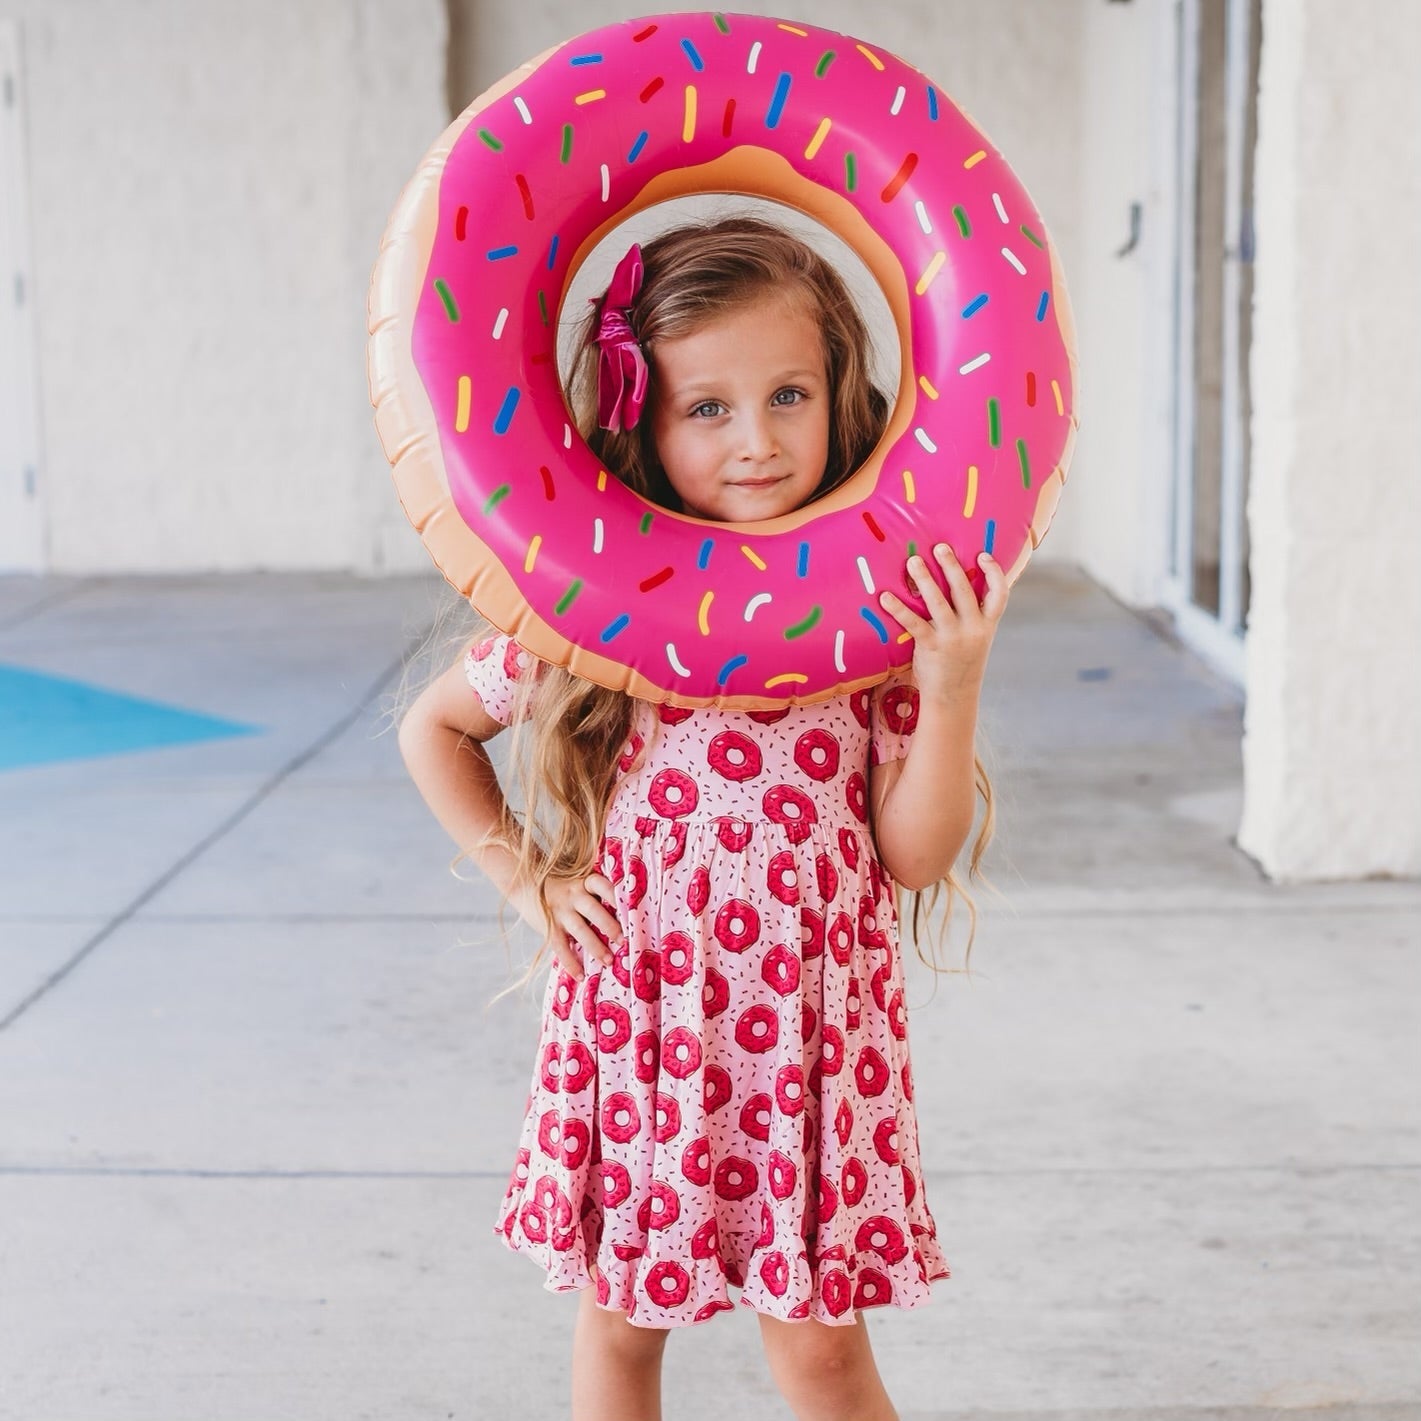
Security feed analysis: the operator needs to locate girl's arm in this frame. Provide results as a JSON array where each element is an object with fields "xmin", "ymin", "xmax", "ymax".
[
  {"xmin": 869, "ymin": 545, "xmax": 1008, "ymax": 891},
  {"xmin": 397, "ymin": 651, "xmax": 620, "ymax": 978}
]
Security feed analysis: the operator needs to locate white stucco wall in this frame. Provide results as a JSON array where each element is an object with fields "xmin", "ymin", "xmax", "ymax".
[
  {"xmin": 0, "ymin": 0, "xmax": 445, "ymax": 573},
  {"xmin": 1237, "ymin": 0, "xmax": 1421, "ymax": 878}
]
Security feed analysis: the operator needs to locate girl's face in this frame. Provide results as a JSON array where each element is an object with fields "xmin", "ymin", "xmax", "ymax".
[{"xmin": 648, "ymin": 295, "xmax": 830, "ymax": 523}]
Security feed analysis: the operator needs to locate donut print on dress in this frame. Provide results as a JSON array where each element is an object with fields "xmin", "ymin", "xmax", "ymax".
[{"xmin": 468, "ymin": 633, "xmax": 949, "ymax": 1329}]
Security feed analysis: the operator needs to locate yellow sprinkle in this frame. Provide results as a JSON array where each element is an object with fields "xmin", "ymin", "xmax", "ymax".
[
  {"xmin": 740, "ymin": 544, "xmax": 767, "ymax": 571},
  {"xmin": 964, "ymin": 149, "xmax": 987, "ymax": 169},
  {"xmin": 765, "ymin": 672, "xmax": 809, "ymax": 688},
  {"xmin": 855, "ymin": 42, "xmax": 885, "ymax": 70},
  {"xmin": 963, "ymin": 464, "xmax": 979, "ymax": 518},
  {"xmin": 597, "ymin": 469, "xmax": 608, "ymax": 492},
  {"xmin": 915, "ymin": 250, "xmax": 946, "ymax": 295},
  {"xmin": 455, "ymin": 375, "xmax": 471, "ymax": 433},
  {"xmin": 896, "ymin": 631, "xmax": 913, "ymax": 645},
  {"xmin": 574, "ymin": 89, "xmax": 606, "ymax": 105},
  {"xmin": 804, "ymin": 116, "xmax": 832, "ymax": 160},
  {"xmin": 698, "ymin": 590, "xmax": 714, "ymax": 636},
  {"xmin": 683, "ymin": 84, "xmax": 697, "ymax": 142},
  {"xmin": 1051, "ymin": 378, "xmax": 1064, "ymax": 416},
  {"xmin": 918, "ymin": 374, "xmax": 940, "ymax": 400},
  {"xmin": 524, "ymin": 534, "xmax": 542, "ymax": 574},
  {"xmin": 777, "ymin": 22, "xmax": 809, "ymax": 36},
  {"xmin": 902, "ymin": 469, "xmax": 916, "ymax": 504}
]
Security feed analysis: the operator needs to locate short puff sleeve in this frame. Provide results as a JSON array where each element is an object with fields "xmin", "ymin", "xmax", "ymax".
[
  {"xmin": 867, "ymin": 671, "xmax": 921, "ymax": 767},
  {"xmin": 463, "ymin": 632, "xmax": 542, "ymax": 726}
]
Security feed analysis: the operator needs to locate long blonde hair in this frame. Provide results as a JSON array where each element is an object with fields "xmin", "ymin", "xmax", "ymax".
[{"xmin": 399, "ymin": 216, "xmax": 997, "ymax": 995}]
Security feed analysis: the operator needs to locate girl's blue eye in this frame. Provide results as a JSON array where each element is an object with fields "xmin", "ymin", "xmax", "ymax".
[
  {"xmin": 773, "ymin": 387, "xmax": 808, "ymax": 406},
  {"xmin": 690, "ymin": 401, "xmax": 722, "ymax": 418}
]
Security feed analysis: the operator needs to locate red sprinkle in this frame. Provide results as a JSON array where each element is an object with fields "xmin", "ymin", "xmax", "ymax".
[
  {"xmin": 633, "ymin": 23, "xmax": 658, "ymax": 42},
  {"xmin": 515, "ymin": 174, "xmax": 534, "ymax": 220},
  {"xmin": 881, "ymin": 152, "xmax": 918, "ymax": 203},
  {"xmin": 862, "ymin": 511, "xmax": 886, "ymax": 542},
  {"xmin": 1025, "ymin": 371, "xmax": 1037, "ymax": 407},
  {"xmin": 529, "ymin": 350, "xmax": 552, "ymax": 365},
  {"xmin": 640, "ymin": 76, "xmax": 665, "ymax": 103},
  {"xmin": 540, "ymin": 465, "xmax": 555, "ymax": 501},
  {"xmin": 454, "ymin": 206, "xmax": 468, "ymax": 241},
  {"xmin": 639, "ymin": 566, "xmax": 675, "ymax": 593},
  {"xmin": 722, "ymin": 98, "xmax": 736, "ymax": 137}
]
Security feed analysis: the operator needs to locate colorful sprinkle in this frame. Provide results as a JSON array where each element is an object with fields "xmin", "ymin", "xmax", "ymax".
[
  {"xmin": 744, "ymin": 592, "xmax": 773, "ymax": 621},
  {"xmin": 987, "ymin": 399, "xmax": 1001, "ymax": 447},
  {"xmin": 601, "ymin": 614, "xmax": 631, "ymax": 642},
  {"xmin": 815, "ymin": 50, "xmax": 836, "ymax": 76},
  {"xmin": 600, "ymin": 163, "xmax": 610, "ymax": 201},
  {"xmin": 890, "ymin": 85, "xmax": 906, "ymax": 116},
  {"xmin": 964, "ymin": 465, "xmax": 978, "ymax": 518},
  {"xmin": 570, "ymin": 53, "xmax": 603, "ymax": 66},
  {"xmin": 855, "ymin": 42, "xmax": 884, "ymax": 70},
  {"xmin": 1051, "ymin": 378, "xmax": 1064, "ymax": 416},
  {"xmin": 513, "ymin": 97, "xmax": 532, "ymax": 125},
  {"xmin": 927, "ymin": 85, "xmax": 939, "ymax": 119},
  {"xmin": 796, "ymin": 542, "xmax": 810, "ymax": 577},
  {"xmin": 953, "ymin": 205, "xmax": 972, "ymax": 238},
  {"xmin": 483, "ymin": 483, "xmax": 511, "ymax": 514},
  {"xmin": 959, "ymin": 352, "xmax": 990, "ymax": 375},
  {"xmin": 748, "ymin": 40, "xmax": 762, "ymax": 73},
  {"xmin": 537, "ymin": 290, "xmax": 549, "ymax": 326},
  {"xmin": 434, "ymin": 279, "xmax": 459, "ymax": 322},
  {"xmin": 1037, "ymin": 290, "xmax": 1050, "ymax": 322},
  {"xmin": 914, "ymin": 427, "xmax": 938, "ymax": 454},
  {"xmin": 915, "ymin": 250, "xmax": 946, "ymax": 294},
  {"xmin": 862, "ymin": 511, "xmax": 886, "ymax": 542},
  {"xmin": 856, "ymin": 556, "xmax": 874, "ymax": 594},
  {"xmin": 539, "ymin": 465, "xmax": 555, "ymax": 499},
  {"xmin": 860, "ymin": 607, "xmax": 889, "ymax": 642},
  {"xmin": 698, "ymin": 590, "xmax": 714, "ymax": 635},
  {"xmin": 523, "ymin": 534, "xmax": 541, "ymax": 573},
  {"xmin": 717, "ymin": 654, "xmax": 749, "ymax": 686},
  {"xmin": 784, "ymin": 606, "xmax": 822, "ymax": 639},
  {"xmin": 640, "ymin": 76, "xmax": 665, "ymax": 102},
  {"xmin": 765, "ymin": 673, "xmax": 808, "ymax": 688},
  {"xmin": 640, "ymin": 566, "xmax": 674, "ymax": 592},
  {"xmin": 834, "ymin": 630, "xmax": 847, "ymax": 673},
  {"xmin": 804, "ymin": 117, "xmax": 831, "ymax": 160},
  {"xmin": 918, "ymin": 374, "xmax": 939, "ymax": 400},
  {"xmin": 559, "ymin": 124, "xmax": 573, "ymax": 163},
  {"xmin": 1026, "ymin": 371, "xmax": 1037, "ymax": 407},
  {"xmin": 722, "ymin": 97, "xmax": 736, "ymax": 136},
  {"xmin": 964, "ymin": 150, "xmax": 987, "ymax": 169},
  {"xmin": 628, "ymin": 130, "xmax": 649, "ymax": 162},
  {"xmin": 844, "ymin": 152, "xmax": 857, "ymax": 191},
  {"xmin": 454, "ymin": 206, "xmax": 469, "ymax": 240},
  {"xmin": 575, "ymin": 89, "xmax": 606, "ymax": 104},
  {"xmin": 487, "ymin": 244, "xmax": 517, "ymax": 261},
  {"xmin": 632, "ymin": 23, "xmax": 658, "ymax": 42},
  {"xmin": 547, "ymin": 233, "xmax": 560, "ymax": 270},
  {"xmin": 593, "ymin": 517, "xmax": 604, "ymax": 553},
  {"xmin": 555, "ymin": 580, "xmax": 583, "ymax": 615},
  {"xmin": 683, "ymin": 85, "xmax": 697, "ymax": 141},
  {"xmin": 881, "ymin": 153, "xmax": 918, "ymax": 202},
  {"xmin": 1002, "ymin": 246, "xmax": 1027, "ymax": 275},
  {"xmin": 713, "ymin": 14, "xmax": 730, "ymax": 34},
  {"xmin": 493, "ymin": 387, "xmax": 520, "ymax": 435},
  {"xmin": 984, "ymin": 519, "xmax": 996, "ymax": 555},
  {"xmin": 454, "ymin": 375, "xmax": 471, "ymax": 432},
  {"xmin": 902, "ymin": 470, "xmax": 916, "ymax": 504},
  {"xmin": 477, "ymin": 128, "xmax": 502, "ymax": 151},
  {"xmin": 681, "ymin": 37, "xmax": 705, "ymax": 71},
  {"xmin": 766, "ymin": 72, "xmax": 792, "ymax": 128},
  {"xmin": 915, "ymin": 200, "xmax": 933, "ymax": 234},
  {"xmin": 667, "ymin": 643, "xmax": 691, "ymax": 676},
  {"xmin": 777, "ymin": 22, "xmax": 808, "ymax": 36},
  {"xmin": 697, "ymin": 538, "xmax": 714, "ymax": 570},
  {"xmin": 1017, "ymin": 438, "xmax": 1031, "ymax": 488},
  {"xmin": 1021, "ymin": 224, "xmax": 1045, "ymax": 249},
  {"xmin": 514, "ymin": 174, "xmax": 534, "ymax": 220},
  {"xmin": 993, "ymin": 192, "xmax": 1009, "ymax": 224},
  {"xmin": 741, "ymin": 545, "xmax": 767, "ymax": 571},
  {"xmin": 963, "ymin": 293, "xmax": 988, "ymax": 318}
]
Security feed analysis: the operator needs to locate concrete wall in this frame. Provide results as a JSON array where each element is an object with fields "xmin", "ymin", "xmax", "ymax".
[
  {"xmin": 1237, "ymin": 0, "xmax": 1421, "ymax": 879},
  {"xmin": 0, "ymin": 0, "xmax": 445, "ymax": 573}
]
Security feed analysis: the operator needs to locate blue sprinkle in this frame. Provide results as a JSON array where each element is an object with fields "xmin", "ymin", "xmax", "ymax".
[
  {"xmin": 680, "ymin": 38, "xmax": 704, "ymax": 71},
  {"xmin": 570, "ymin": 52, "xmax": 603, "ymax": 65},
  {"xmin": 487, "ymin": 245, "xmax": 518, "ymax": 261},
  {"xmin": 600, "ymin": 614, "xmax": 631, "ymax": 642},
  {"xmin": 859, "ymin": 607, "xmax": 889, "ymax": 643},
  {"xmin": 547, "ymin": 233, "xmax": 560, "ymax": 271},
  {"xmin": 493, "ymin": 386, "xmax": 520, "ymax": 435},
  {"xmin": 962, "ymin": 293, "xmax": 988, "ymax": 318},
  {"xmin": 717, "ymin": 654, "xmax": 749, "ymax": 686},
  {"xmin": 797, "ymin": 541, "xmax": 810, "ymax": 578},
  {"xmin": 697, "ymin": 538, "xmax": 714, "ymax": 570},
  {"xmin": 766, "ymin": 72, "xmax": 791, "ymax": 129},
  {"xmin": 984, "ymin": 519, "xmax": 996, "ymax": 554},
  {"xmin": 927, "ymin": 85, "xmax": 939, "ymax": 120},
  {"xmin": 1036, "ymin": 290, "xmax": 1050, "ymax": 322},
  {"xmin": 628, "ymin": 130, "xmax": 649, "ymax": 163}
]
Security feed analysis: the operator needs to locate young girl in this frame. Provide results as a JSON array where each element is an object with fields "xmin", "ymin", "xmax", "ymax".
[{"xmin": 399, "ymin": 215, "xmax": 1005, "ymax": 1421}]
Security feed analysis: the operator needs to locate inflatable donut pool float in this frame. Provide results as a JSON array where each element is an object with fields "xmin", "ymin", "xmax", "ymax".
[{"xmin": 367, "ymin": 12, "xmax": 1078, "ymax": 708}]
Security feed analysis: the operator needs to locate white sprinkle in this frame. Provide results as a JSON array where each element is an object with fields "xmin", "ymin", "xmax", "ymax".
[
  {"xmin": 600, "ymin": 162, "xmax": 610, "ymax": 202},
  {"xmin": 915, "ymin": 426, "xmax": 938, "ymax": 453},
  {"xmin": 857, "ymin": 556, "xmax": 874, "ymax": 594},
  {"xmin": 1002, "ymin": 246, "xmax": 1027, "ymax": 275},
  {"xmin": 744, "ymin": 592, "xmax": 772, "ymax": 622},
  {"xmin": 593, "ymin": 517, "xmax": 604, "ymax": 554},
  {"xmin": 514, "ymin": 96, "xmax": 532, "ymax": 125},
  {"xmin": 748, "ymin": 40, "xmax": 761, "ymax": 73},
  {"xmin": 993, "ymin": 191, "xmax": 1009, "ymax": 224},
  {"xmin": 959, "ymin": 352, "xmax": 991, "ymax": 375},
  {"xmin": 890, "ymin": 84, "xmax": 905, "ymax": 115},
  {"xmin": 492, "ymin": 307, "xmax": 509, "ymax": 340},
  {"xmin": 666, "ymin": 643, "xmax": 691, "ymax": 677},
  {"xmin": 914, "ymin": 200, "xmax": 932, "ymax": 235},
  {"xmin": 834, "ymin": 629, "xmax": 847, "ymax": 673},
  {"xmin": 563, "ymin": 423, "xmax": 572, "ymax": 449}
]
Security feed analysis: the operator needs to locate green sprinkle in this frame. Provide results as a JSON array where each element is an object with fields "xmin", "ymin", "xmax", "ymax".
[
  {"xmin": 988, "ymin": 398, "xmax": 1001, "ymax": 448},
  {"xmin": 1020, "ymin": 223, "xmax": 1045, "ymax": 249},
  {"xmin": 953, "ymin": 205, "xmax": 971, "ymax": 238},
  {"xmin": 639, "ymin": 512, "xmax": 654, "ymax": 535},
  {"xmin": 477, "ymin": 128, "xmax": 503, "ymax": 151},
  {"xmin": 483, "ymin": 484, "xmax": 511, "ymax": 514},
  {"xmin": 844, "ymin": 152, "xmax": 856, "ymax": 191},
  {"xmin": 784, "ymin": 606, "xmax": 823, "ymax": 640},
  {"xmin": 433, "ymin": 278, "xmax": 459, "ymax": 323},
  {"xmin": 554, "ymin": 579, "xmax": 583, "ymax": 615},
  {"xmin": 537, "ymin": 289, "xmax": 549, "ymax": 327},
  {"xmin": 560, "ymin": 123, "xmax": 574, "ymax": 164},
  {"xmin": 713, "ymin": 13, "xmax": 730, "ymax": 33},
  {"xmin": 1017, "ymin": 437, "xmax": 1031, "ymax": 488},
  {"xmin": 815, "ymin": 50, "xmax": 836, "ymax": 76},
  {"xmin": 907, "ymin": 540, "xmax": 917, "ymax": 559}
]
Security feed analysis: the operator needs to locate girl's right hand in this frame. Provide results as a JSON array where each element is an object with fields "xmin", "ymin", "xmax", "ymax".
[{"xmin": 515, "ymin": 874, "xmax": 622, "ymax": 980}]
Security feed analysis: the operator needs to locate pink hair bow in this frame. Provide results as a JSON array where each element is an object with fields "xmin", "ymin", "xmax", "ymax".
[{"xmin": 593, "ymin": 244, "xmax": 649, "ymax": 433}]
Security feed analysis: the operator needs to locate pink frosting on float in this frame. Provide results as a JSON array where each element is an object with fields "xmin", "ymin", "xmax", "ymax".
[{"xmin": 409, "ymin": 12, "xmax": 1077, "ymax": 705}]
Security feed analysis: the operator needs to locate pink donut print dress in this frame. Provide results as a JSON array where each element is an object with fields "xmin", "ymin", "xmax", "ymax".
[{"xmin": 465, "ymin": 633, "xmax": 950, "ymax": 1328}]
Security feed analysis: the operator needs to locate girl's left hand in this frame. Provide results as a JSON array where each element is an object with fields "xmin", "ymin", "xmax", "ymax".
[{"xmin": 878, "ymin": 545, "xmax": 1009, "ymax": 702}]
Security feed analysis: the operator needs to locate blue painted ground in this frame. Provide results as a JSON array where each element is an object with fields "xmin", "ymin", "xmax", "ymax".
[{"xmin": 0, "ymin": 664, "xmax": 261, "ymax": 772}]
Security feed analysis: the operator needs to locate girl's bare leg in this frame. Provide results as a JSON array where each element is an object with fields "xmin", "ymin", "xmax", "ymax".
[
  {"xmin": 570, "ymin": 1270, "xmax": 670, "ymax": 1421},
  {"xmin": 757, "ymin": 1310, "xmax": 899, "ymax": 1421}
]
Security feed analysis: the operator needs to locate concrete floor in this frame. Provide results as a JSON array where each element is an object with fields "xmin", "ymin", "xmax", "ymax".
[{"xmin": 1, "ymin": 562, "xmax": 1418, "ymax": 1420}]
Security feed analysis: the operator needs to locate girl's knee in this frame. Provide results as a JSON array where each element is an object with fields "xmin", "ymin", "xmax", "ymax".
[{"xmin": 758, "ymin": 1310, "xmax": 872, "ymax": 1377}]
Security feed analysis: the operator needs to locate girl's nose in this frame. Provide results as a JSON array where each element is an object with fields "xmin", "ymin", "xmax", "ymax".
[{"xmin": 739, "ymin": 412, "xmax": 779, "ymax": 462}]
